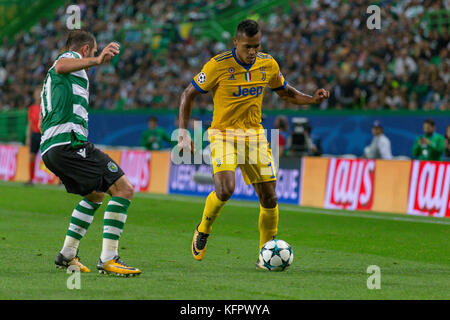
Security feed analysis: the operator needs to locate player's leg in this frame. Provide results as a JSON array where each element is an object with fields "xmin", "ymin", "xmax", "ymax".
[
  {"xmin": 192, "ymin": 171, "xmax": 235, "ymax": 261},
  {"xmin": 27, "ymin": 152, "xmax": 36, "ymax": 185},
  {"xmin": 97, "ymin": 175, "xmax": 141, "ymax": 276},
  {"xmin": 26, "ymin": 133, "xmax": 41, "ymax": 185},
  {"xmin": 55, "ymin": 191, "xmax": 105, "ymax": 272},
  {"xmin": 253, "ymin": 180, "xmax": 279, "ymax": 251},
  {"xmin": 198, "ymin": 170, "xmax": 234, "ymax": 233},
  {"xmin": 253, "ymin": 180, "xmax": 279, "ymax": 270},
  {"xmin": 192, "ymin": 132, "xmax": 237, "ymax": 261},
  {"xmin": 100, "ymin": 175, "xmax": 133, "ymax": 262},
  {"xmin": 239, "ymin": 133, "xmax": 279, "ymax": 268}
]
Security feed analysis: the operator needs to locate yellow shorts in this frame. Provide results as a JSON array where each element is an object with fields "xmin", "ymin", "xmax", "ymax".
[{"xmin": 209, "ymin": 131, "xmax": 277, "ymax": 185}]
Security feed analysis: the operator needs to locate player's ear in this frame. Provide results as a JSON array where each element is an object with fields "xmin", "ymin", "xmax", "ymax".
[{"xmin": 79, "ymin": 44, "xmax": 88, "ymax": 58}]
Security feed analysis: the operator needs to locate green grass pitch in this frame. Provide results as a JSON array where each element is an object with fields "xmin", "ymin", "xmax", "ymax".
[{"xmin": 0, "ymin": 181, "xmax": 449, "ymax": 300}]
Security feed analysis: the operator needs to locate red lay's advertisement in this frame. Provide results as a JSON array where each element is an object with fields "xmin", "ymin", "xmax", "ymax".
[
  {"xmin": 0, "ymin": 145, "xmax": 18, "ymax": 181},
  {"xmin": 407, "ymin": 160, "xmax": 450, "ymax": 218},
  {"xmin": 119, "ymin": 150, "xmax": 152, "ymax": 192},
  {"xmin": 324, "ymin": 158, "xmax": 375, "ymax": 211},
  {"xmin": 34, "ymin": 151, "xmax": 59, "ymax": 185}
]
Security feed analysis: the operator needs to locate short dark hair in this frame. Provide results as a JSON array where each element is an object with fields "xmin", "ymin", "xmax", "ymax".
[
  {"xmin": 65, "ymin": 29, "xmax": 95, "ymax": 51},
  {"xmin": 148, "ymin": 116, "xmax": 158, "ymax": 123},
  {"xmin": 424, "ymin": 118, "xmax": 435, "ymax": 127},
  {"xmin": 236, "ymin": 19, "xmax": 260, "ymax": 38}
]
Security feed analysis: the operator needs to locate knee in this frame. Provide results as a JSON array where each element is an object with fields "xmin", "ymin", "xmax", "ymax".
[
  {"xmin": 117, "ymin": 180, "xmax": 134, "ymax": 200},
  {"xmin": 215, "ymin": 182, "xmax": 234, "ymax": 202},
  {"xmin": 260, "ymin": 193, "xmax": 278, "ymax": 209},
  {"xmin": 123, "ymin": 182, "xmax": 134, "ymax": 200}
]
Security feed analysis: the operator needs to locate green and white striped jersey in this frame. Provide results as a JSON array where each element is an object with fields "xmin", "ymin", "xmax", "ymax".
[{"xmin": 40, "ymin": 51, "xmax": 90, "ymax": 155}]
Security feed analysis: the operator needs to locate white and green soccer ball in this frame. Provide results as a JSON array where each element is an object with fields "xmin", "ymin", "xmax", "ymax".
[{"xmin": 258, "ymin": 239, "xmax": 293, "ymax": 271}]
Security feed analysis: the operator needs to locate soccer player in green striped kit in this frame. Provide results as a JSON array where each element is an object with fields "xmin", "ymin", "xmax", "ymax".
[{"xmin": 40, "ymin": 30, "xmax": 141, "ymax": 276}]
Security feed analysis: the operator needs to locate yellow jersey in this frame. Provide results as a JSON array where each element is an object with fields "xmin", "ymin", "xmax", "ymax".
[{"xmin": 192, "ymin": 48, "xmax": 286, "ymax": 132}]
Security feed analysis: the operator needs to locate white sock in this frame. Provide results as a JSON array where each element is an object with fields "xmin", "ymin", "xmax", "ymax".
[
  {"xmin": 100, "ymin": 238, "xmax": 118, "ymax": 262},
  {"xmin": 60, "ymin": 236, "xmax": 79, "ymax": 260}
]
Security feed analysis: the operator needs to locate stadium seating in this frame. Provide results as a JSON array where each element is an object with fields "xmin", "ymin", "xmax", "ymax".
[{"xmin": 0, "ymin": 0, "xmax": 448, "ymax": 112}]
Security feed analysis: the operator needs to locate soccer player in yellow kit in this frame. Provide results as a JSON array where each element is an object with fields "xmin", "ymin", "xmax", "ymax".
[{"xmin": 178, "ymin": 19, "xmax": 329, "ymax": 268}]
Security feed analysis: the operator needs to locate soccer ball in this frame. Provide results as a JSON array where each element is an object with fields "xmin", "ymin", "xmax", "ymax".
[{"xmin": 258, "ymin": 239, "xmax": 293, "ymax": 271}]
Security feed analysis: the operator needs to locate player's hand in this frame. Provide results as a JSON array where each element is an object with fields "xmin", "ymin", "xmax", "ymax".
[
  {"xmin": 312, "ymin": 88, "xmax": 330, "ymax": 104},
  {"xmin": 177, "ymin": 131, "xmax": 195, "ymax": 154},
  {"xmin": 96, "ymin": 42, "xmax": 120, "ymax": 65}
]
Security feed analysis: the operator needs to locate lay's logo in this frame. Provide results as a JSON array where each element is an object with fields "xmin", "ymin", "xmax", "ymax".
[{"xmin": 232, "ymin": 85, "xmax": 263, "ymax": 98}]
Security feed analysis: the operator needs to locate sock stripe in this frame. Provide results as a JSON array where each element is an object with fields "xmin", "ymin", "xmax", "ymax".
[
  {"xmin": 79, "ymin": 200, "xmax": 94, "ymax": 210},
  {"xmin": 110, "ymin": 196, "xmax": 131, "ymax": 208},
  {"xmin": 103, "ymin": 225, "xmax": 122, "ymax": 237},
  {"xmin": 104, "ymin": 211, "xmax": 127, "ymax": 222},
  {"xmin": 72, "ymin": 209, "xmax": 95, "ymax": 223},
  {"xmin": 75, "ymin": 204, "xmax": 96, "ymax": 216},
  {"xmin": 108, "ymin": 200, "xmax": 126, "ymax": 207},
  {"xmin": 66, "ymin": 230, "xmax": 83, "ymax": 240},
  {"xmin": 68, "ymin": 223, "xmax": 87, "ymax": 237},
  {"xmin": 82, "ymin": 198, "xmax": 102, "ymax": 210},
  {"xmin": 103, "ymin": 232, "xmax": 120, "ymax": 240},
  {"xmin": 70, "ymin": 216, "xmax": 91, "ymax": 230},
  {"xmin": 103, "ymin": 218, "xmax": 125, "ymax": 230},
  {"xmin": 105, "ymin": 204, "xmax": 128, "ymax": 214}
]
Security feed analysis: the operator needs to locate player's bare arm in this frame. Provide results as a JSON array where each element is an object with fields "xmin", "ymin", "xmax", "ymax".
[
  {"xmin": 275, "ymin": 83, "xmax": 330, "ymax": 105},
  {"xmin": 38, "ymin": 112, "xmax": 42, "ymax": 134},
  {"xmin": 54, "ymin": 42, "xmax": 119, "ymax": 74},
  {"xmin": 25, "ymin": 121, "xmax": 31, "ymax": 146},
  {"xmin": 177, "ymin": 83, "xmax": 200, "ymax": 151}
]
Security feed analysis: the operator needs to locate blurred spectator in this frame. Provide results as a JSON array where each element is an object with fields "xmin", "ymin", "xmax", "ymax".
[
  {"xmin": 0, "ymin": 0, "xmax": 448, "ymax": 112},
  {"xmin": 25, "ymin": 88, "xmax": 42, "ymax": 186},
  {"xmin": 411, "ymin": 118, "xmax": 445, "ymax": 161},
  {"xmin": 273, "ymin": 115, "xmax": 289, "ymax": 157},
  {"xmin": 304, "ymin": 123, "xmax": 322, "ymax": 156},
  {"xmin": 363, "ymin": 120, "xmax": 392, "ymax": 160},
  {"xmin": 393, "ymin": 48, "xmax": 417, "ymax": 78},
  {"xmin": 140, "ymin": 116, "xmax": 172, "ymax": 150}
]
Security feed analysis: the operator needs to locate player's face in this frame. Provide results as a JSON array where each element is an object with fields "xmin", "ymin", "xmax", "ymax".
[
  {"xmin": 234, "ymin": 31, "xmax": 261, "ymax": 65},
  {"xmin": 80, "ymin": 41, "xmax": 97, "ymax": 59}
]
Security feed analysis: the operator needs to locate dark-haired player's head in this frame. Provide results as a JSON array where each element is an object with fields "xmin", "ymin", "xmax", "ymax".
[
  {"xmin": 233, "ymin": 19, "xmax": 261, "ymax": 65},
  {"xmin": 423, "ymin": 118, "xmax": 435, "ymax": 136},
  {"xmin": 65, "ymin": 29, "xmax": 97, "ymax": 58}
]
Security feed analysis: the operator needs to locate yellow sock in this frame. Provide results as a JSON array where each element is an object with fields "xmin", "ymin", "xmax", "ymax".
[
  {"xmin": 198, "ymin": 191, "xmax": 227, "ymax": 234},
  {"xmin": 259, "ymin": 204, "xmax": 279, "ymax": 250}
]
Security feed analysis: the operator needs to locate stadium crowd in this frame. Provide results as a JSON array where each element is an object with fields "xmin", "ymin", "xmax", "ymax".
[{"xmin": 0, "ymin": 0, "xmax": 448, "ymax": 111}]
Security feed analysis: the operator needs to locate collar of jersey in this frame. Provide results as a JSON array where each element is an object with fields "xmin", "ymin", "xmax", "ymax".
[{"xmin": 232, "ymin": 48, "xmax": 255, "ymax": 71}]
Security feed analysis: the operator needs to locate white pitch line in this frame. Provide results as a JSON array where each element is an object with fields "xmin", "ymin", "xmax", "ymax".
[{"xmin": 135, "ymin": 192, "xmax": 450, "ymax": 226}]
